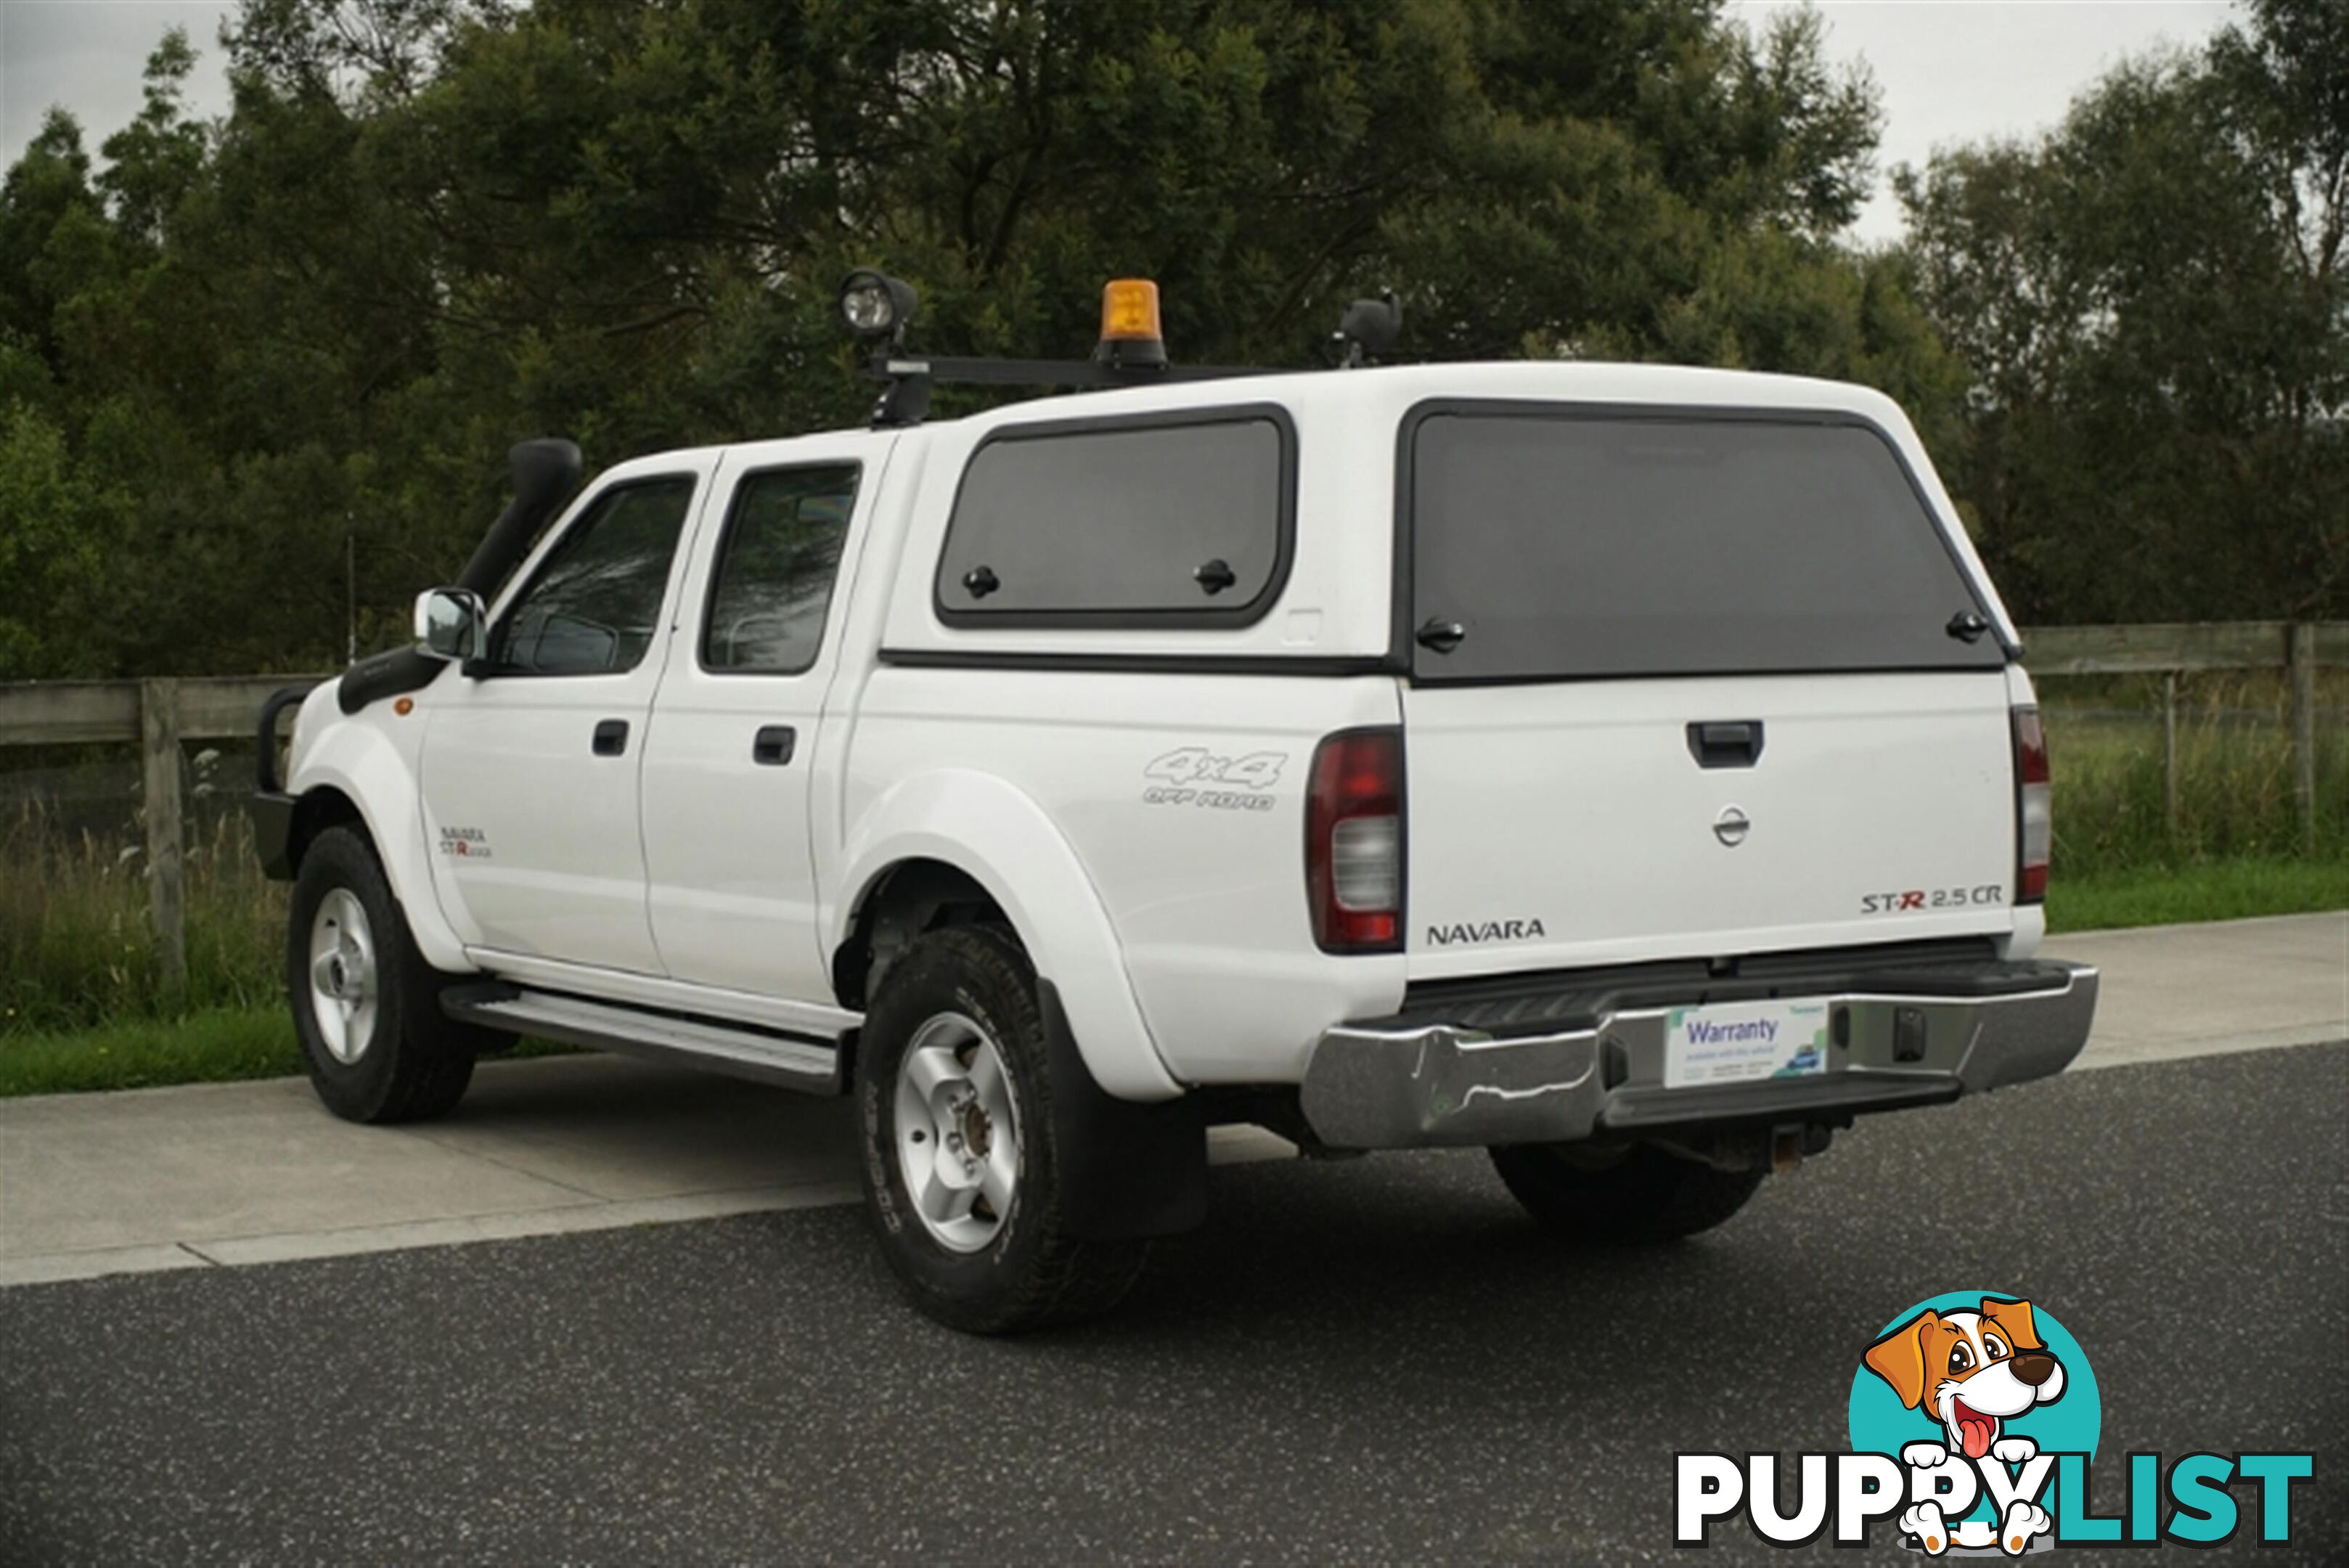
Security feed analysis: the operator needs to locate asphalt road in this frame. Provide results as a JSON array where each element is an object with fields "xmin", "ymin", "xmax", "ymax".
[{"xmin": 4, "ymin": 1042, "xmax": 2345, "ymax": 1564}]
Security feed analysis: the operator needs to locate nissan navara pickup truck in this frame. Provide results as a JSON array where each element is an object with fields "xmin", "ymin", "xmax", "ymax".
[{"xmin": 253, "ymin": 276, "xmax": 2097, "ymax": 1332}]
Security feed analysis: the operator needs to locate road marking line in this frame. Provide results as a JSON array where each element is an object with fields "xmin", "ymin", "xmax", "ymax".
[
  {"xmin": 0, "ymin": 1244, "xmax": 216, "ymax": 1287},
  {"xmin": 187, "ymin": 1180, "xmax": 865, "ymax": 1267},
  {"xmin": 2067, "ymin": 1026, "xmax": 2345, "ymax": 1072}
]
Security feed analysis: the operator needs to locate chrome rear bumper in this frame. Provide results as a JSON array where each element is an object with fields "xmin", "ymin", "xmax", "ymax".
[{"xmin": 1299, "ymin": 960, "xmax": 2098, "ymax": 1151}]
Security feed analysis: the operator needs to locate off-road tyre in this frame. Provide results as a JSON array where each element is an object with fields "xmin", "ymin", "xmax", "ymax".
[
  {"xmin": 287, "ymin": 825, "xmax": 504, "ymax": 1123},
  {"xmin": 856, "ymin": 925, "xmax": 1148, "ymax": 1334},
  {"xmin": 1488, "ymin": 1140, "xmax": 1766, "ymax": 1244}
]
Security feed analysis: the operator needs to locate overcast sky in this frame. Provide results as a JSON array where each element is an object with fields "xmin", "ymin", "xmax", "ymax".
[
  {"xmin": 3, "ymin": 1, "xmax": 2238, "ymax": 244},
  {"xmin": 1729, "ymin": 0, "xmax": 2234, "ymax": 239}
]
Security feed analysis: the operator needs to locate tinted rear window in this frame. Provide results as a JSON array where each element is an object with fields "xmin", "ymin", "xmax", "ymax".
[
  {"xmin": 936, "ymin": 414, "xmax": 1291, "ymax": 624},
  {"xmin": 1408, "ymin": 411, "xmax": 2000, "ymax": 680},
  {"xmin": 702, "ymin": 465, "xmax": 859, "ymax": 675}
]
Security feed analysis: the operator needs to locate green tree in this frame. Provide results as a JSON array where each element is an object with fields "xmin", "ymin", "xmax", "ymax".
[
  {"xmin": 2, "ymin": 0, "xmax": 1963, "ymax": 678},
  {"xmin": 1898, "ymin": 0, "xmax": 2348, "ymax": 622},
  {"xmin": 0, "ymin": 401, "xmax": 135, "ymax": 677}
]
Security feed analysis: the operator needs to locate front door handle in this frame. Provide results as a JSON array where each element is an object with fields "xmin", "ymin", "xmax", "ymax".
[
  {"xmin": 1686, "ymin": 720, "xmax": 1763, "ymax": 769},
  {"xmin": 592, "ymin": 719, "xmax": 630, "ymax": 756},
  {"xmin": 752, "ymin": 724, "xmax": 796, "ymax": 767}
]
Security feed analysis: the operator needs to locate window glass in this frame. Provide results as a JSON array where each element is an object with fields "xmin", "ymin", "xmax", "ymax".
[
  {"xmin": 488, "ymin": 478, "xmax": 696, "ymax": 676},
  {"xmin": 1409, "ymin": 414, "xmax": 2000, "ymax": 680},
  {"xmin": 936, "ymin": 417, "xmax": 1288, "ymax": 620},
  {"xmin": 702, "ymin": 465, "xmax": 860, "ymax": 674}
]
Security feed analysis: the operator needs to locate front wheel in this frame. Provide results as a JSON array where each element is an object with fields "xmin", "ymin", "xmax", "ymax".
[
  {"xmin": 854, "ymin": 926, "xmax": 1147, "ymax": 1333},
  {"xmin": 1488, "ymin": 1140, "xmax": 1766, "ymax": 1244},
  {"xmin": 287, "ymin": 825, "xmax": 501, "ymax": 1123}
]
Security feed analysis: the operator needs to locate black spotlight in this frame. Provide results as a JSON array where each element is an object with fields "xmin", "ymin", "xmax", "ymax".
[
  {"xmin": 838, "ymin": 269, "xmax": 920, "ymax": 342},
  {"xmin": 1334, "ymin": 290, "xmax": 1402, "ymax": 367}
]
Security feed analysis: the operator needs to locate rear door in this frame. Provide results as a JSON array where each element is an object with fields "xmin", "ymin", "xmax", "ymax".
[
  {"xmin": 1399, "ymin": 405, "xmax": 2017, "ymax": 979},
  {"xmin": 637, "ymin": 434, "xmax": 892, "ymax": 999}
]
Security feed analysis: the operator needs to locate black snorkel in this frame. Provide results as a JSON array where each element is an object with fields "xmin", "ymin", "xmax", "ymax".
[{"xmin": 337, "ymin": 438, "xmax": 583, "ymax": 714}]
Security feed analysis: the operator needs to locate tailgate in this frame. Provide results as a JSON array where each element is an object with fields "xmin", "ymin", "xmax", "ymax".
[{"xmin": 1402, "ymin": 673, "xmax": 2017, "ymax": 978}]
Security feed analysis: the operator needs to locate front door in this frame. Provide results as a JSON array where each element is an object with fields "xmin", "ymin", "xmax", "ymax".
[
  {"xmin": 420, "ymin": 460, "xmax": 712, "ymax": 973},
  {"xmin": 640, "ymin": 437, "xmax": 887, "ymax": 1000}
]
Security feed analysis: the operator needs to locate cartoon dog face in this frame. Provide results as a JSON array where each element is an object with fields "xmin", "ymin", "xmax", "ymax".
[{"xmin": 1863, "ymin": 1298, "xmax": 2066, "ymax": 1460}]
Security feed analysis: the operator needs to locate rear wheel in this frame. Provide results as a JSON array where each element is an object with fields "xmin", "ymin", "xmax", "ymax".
[
  {"xmin": 288, "ymin": 825, "xmax": 503, "ymax": 1123},
  {"xmin": 1488, "ymin": 1140, "xmax": 1765, "ymax": 1244},
  {"xmin": 855, "ymin": 926, "xmax": 1147, "ymax": 1333}
]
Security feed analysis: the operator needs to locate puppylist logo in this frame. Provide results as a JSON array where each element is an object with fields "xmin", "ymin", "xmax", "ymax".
[{"xmin": 1675, "ymin": 1291, "xmax": 2315, "ymax": 1552}]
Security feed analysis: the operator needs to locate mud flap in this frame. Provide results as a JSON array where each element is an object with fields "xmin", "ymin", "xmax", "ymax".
[{"xmin": 1039, "ymin": 979, "xmax": 1208, "ymax": 1240}]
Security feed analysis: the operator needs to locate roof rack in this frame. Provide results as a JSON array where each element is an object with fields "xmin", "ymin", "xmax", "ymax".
[{"xmin": 838, "ymin": 270, "xmax": 1400, "ymax": 428}]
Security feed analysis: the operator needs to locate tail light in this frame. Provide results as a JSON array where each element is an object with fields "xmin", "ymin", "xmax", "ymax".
[
  {"xmin": 2012, "ymin": 706, "xmax": 2051, "ymax": 903},
  {"xmin": 1307, "ymin": 728, "xmax": 1403, "ymax": 952}
]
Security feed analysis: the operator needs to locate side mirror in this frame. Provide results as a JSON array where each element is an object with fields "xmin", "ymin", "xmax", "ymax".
[{"xmin": 414, "ymin": 587, "xmax": 486, "ymax": 663}]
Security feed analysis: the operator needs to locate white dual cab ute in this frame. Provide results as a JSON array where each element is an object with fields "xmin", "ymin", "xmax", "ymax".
[{"xmin": 253, "ymin": 274, "xmax": 2098, "ymax": 1332}]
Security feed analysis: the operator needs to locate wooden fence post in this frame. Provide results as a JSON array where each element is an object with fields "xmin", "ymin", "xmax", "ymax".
[
  {"xmin": 2289, "ymin": 623, "xmax": 2317, "ymax": 854},
  {"xmin": 139, "ymin": 677, "xmax": 187, "ymax": 1004},
  {"xmin": 2162, "ymin": 671, "xmax": 2179, "ymax": 836}
]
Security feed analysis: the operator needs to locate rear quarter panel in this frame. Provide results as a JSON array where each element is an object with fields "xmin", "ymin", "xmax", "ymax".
[{"xmin": 839, "ymin": 668, "xmax": 1405, "ymax": 1084}]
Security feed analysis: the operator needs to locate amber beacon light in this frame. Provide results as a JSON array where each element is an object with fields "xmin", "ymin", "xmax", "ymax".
[{"xmin": 1094, "ymin": 278, "xmax": 1167, "ymax": 367}]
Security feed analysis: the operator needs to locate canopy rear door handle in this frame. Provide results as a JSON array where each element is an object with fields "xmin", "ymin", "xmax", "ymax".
[
  {"xmin": 592, "ymin": 719, "xmax": 630, "ymax": 757},
  {"xmin": 1686, "ymin": 720, "xmax": 1763, "ymax": 769},
  {"xmin": 1415, "ymin": 618, "xmax": 1466, "ymax": 655},
  {"xmin": 752, "ymin": 724, "xmax": 797, "ymax": 767}
]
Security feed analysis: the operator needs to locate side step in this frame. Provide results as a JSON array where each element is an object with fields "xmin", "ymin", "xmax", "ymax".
[{"xmin": 444, "ymin": 984, "xmax": 842, "ymax": 1095}]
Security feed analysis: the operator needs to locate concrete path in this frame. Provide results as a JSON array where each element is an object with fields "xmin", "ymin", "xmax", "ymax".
[
  {"xmin": 2052, "ymin": 907, "xmax": 2348, "ymax": 1069},
  {"xmin": 0, "ymin": 1064, "xmax": 1292, "ymax": 1286},
  {"xmin": 3, "ymin": 911, "xmax": 2340, "ymax": 1287}
]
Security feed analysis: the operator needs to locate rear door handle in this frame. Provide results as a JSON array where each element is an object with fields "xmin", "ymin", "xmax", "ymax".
[
  {"xmin": 752, "ymin": 724, "xmax": 796, "ymax": 766},
  {"xmin": 1686, "ymin": 720, "xmax": 1763, "ymax": 769},
  {"xmin": 592, "ymin": 719, "xmax": 630, "ymax": 757}
]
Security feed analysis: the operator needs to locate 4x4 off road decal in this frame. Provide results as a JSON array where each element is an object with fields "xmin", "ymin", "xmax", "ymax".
[{"xmin": 1140, "ymin": 746, "xmax": 1283, "ymax": 812}]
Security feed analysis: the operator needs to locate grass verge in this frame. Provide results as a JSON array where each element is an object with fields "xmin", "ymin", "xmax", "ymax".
[
  {"xmin": 2, "ymin": 804, "xmax": 285, "ymax": 1034},
  {"xmin": 0, "ymin": 1006, "xmax": 300, "ymax": 1097},
  {"xmin": 2044, "ymin": 855, "xmax": 2348, "ymax": 935},
  {"xmin": 0, "ymin": 1007, "xmax": 573, "ymax": 1098}
]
